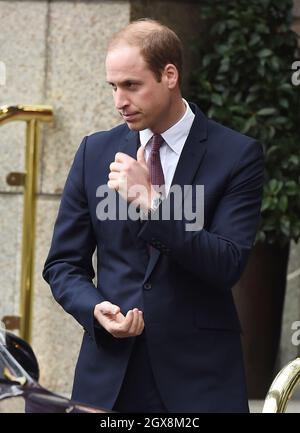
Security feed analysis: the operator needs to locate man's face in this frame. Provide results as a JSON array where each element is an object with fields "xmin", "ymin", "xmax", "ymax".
[{"xmin": 105, "ymin": 44, "xmax": 172, "ymax": 132}]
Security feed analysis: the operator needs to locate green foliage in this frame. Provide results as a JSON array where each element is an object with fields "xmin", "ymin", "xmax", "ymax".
[{"xmin": 189, "ymin": 0, "xmax": 300, "ymax": 245}]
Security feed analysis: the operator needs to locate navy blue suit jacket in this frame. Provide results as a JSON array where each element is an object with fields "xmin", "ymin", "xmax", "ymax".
[{"xmin": 43, "ymin": 103, "xmax": 264, "ymax": 412}]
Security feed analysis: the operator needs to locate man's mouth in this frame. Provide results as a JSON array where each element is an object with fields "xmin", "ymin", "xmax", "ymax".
[{"xmin": 121, "ymin": 112, "xmax": 139, "ymax": 121}]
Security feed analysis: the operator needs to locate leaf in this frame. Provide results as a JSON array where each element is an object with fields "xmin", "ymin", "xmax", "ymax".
[
  {"xmin": 216, "ymin": 44, "xmax": 229, "ymax": 55},
  {"xmin": 255, "ymin": 230, "xmax": 266, "ymax": 243},
  {"xmin": 279, "ymin": 83, "xmax": 293, "ymax": 91},
  {"xmin": 234, "ymin": 91, "xmax": 242, "ymax": 103},
  {"xmin": 211, "ymin": 93, "xmax": 223, "ymax": 106},
  {"xmin": 249, "ymin": 34, "xmax": 261, "ymax": 47},
  {"xmin": 279, "ymin": 98, "xmax": 289, "ymax": 109},
  {"xmin": 280, "ymin": 217, "xmax": 290, "ymax": 237},
  {"xmin": 211, "ymin": 22, "xmax": 226, "ymax": 35},
  {"xmin": 278, "ymin": 195, "xmax": 288, "ymax": 212},
  {"xmin": 268, "ymin": 179, "xmax": 283, "ymax": 195},
  {"xmin": 288, "ymin": 155, "xmax": 299, "ymax": 166},
  {"xmin": 261, "ymin": 196, "xmax": 273, "ymax": 211},
  {"xmin": 273, "ymin": 116, "xmax": 288, "ymax": 124},
  {"xmin": 200, "ymin": 80, "xmax": 212, "ymax": 92},
  {"xmin": 266, "ymin": 145, "xmax": 279, "ymax": 157},
  {"xmin": 219, "ymin": 58, "xmax": 230, "ymax": 73},
  {"xmin": 202, "ymin": 54, "xmax": 212, "ymax": 68},
  {"xmin": 242, "ymin": 116, "xmax": 257, "ymax": 133},
  {"xmin": 270, "ymin": 56, "xmax": 280, "ymax": 71},
  {"xmin": 267, "ymin": 126, "xmax": 276, "ymax": 139},
  {"xmin": 231, "ymin": 71, "xmax": 240, "ymax": 84},
  {"xmin": 202, "ymin": 53, "xmax": 215, "ymax": 68},
  {"xmin": 227, "ymin": 19, "xmax": 239, "ymax": 29},
  {"xmin": 285, "ymin": 181, "xmax": 299, "ymax": 195},
  {"xmin": 258, "ymin": 48, "xmax": 273, "ymax": 57},
  {"xmin": 256, "ymin": 107, "xmax": 277, "ymax": 116},
  {"xmin": 257, "ymin": 64, "xmax": 265, "ymax": 76},
  {"xmin": 245, "ymin": 94, "xmax": 257, "ymax": 104},
  {"xmin": 214, "ymin": 84, "xmax": 225, "ymax": 92},
  {"xmin": 249, "ymin": 84, "xmax": 261, "ymax": 93},
  {"xmin": 255, "ymin": 23, "xmax": 269, "ymax": 34}
]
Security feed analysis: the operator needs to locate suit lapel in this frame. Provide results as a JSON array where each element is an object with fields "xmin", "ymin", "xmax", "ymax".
[
  {"xmin": 119, "ymin": 130, "xmax": 147, "ymax": 249},
  {"xmin": 143, "ymin": 247, "xmax": 160, "ymax": 284},
  {"xmin": 119, "ymin": 129, "xmax": 140, "ymax": 158},
  {"xmin": 143, "ymin": 104, "xmax": 208, "ymax": 280},
  {"xmin": 171, "ymin": 103, "xmax": 207, "ymax": 189}
]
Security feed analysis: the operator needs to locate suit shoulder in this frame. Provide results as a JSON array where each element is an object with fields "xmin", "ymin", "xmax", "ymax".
[
  {"xmin": 208, "ymin": 118, "xmax": 256, "ymax": 147},
  {"xmin": 204, "ymin": 118, "xmax": 263, "ymax": 170},
  {"xmin": 85, "ymin": 123, "xmax": 129, "ymax": 147}
]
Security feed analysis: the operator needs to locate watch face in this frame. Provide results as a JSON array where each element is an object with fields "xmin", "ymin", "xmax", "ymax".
[{"xmin": 153, "ymin": 197, "xmax": 160, "ymax": 207}]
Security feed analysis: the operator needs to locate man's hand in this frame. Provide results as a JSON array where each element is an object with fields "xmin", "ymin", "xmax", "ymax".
[
  {"xmin": 107, "ymin": 147, "xmax": 155, "ymax": 211},
  {"xmin": 94, "ymin": 301, "xmax": 144, "ymax": 338}
]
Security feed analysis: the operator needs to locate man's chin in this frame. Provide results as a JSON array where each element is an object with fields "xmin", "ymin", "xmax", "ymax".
[{"xmin": 125, "ymin": 121, "xmax": 144, "ymax": 131}]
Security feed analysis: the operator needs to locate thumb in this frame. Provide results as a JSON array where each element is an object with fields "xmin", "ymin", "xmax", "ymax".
[
  {"xmin": 99, "ymin": 301, "xmax": 120, "ymax": 315},
  {"xmin": 137, "ymin": 145, "xmax": 146, "ymax": 166}
]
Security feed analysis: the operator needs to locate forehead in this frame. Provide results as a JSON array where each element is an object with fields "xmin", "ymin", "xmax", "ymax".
[{"xmin": 105, "ymin": 44, "xmax": 149, "ymax": 78}]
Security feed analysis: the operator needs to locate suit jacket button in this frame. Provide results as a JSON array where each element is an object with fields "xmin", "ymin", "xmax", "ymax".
[{"xmin": 144, "ymin": 282, "xmax": 152, "ymax": 290}]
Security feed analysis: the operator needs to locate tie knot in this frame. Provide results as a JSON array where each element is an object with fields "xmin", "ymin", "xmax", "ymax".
[{"xmin": 150, "ymin": 134, "xmax": 164, "ymax": 152}]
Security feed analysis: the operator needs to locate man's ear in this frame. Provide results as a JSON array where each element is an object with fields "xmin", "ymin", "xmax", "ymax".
[{"xmin": 163, "ymin": 64, "xmax": 179, "ymax": 89}]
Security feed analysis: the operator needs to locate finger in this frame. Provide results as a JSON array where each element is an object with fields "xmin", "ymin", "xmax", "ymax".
[
  {"xmin": 139, "ymin": 311, "xmax": 145, "ymax": 333},
  {"xmin": 108, "ymin": 171, "xmax": 119, "ymax": 180},
  {"xmin": 115, "ymin": 309, "xmax": 134, "ymax": 336},
  {"xmin": 128, "ymin": 308, "xmax": 140, "ymax": 335},
  {"xmin": 109, "ymin": 162, "xmax": 123, "ymax": 172},
  {"xmin": 99, "ymin": 301, "xmax": 120, "ymax": 316},
  {"xmin": 136, "ymin": 311, "xmax": 144, "ymax": 335},
  {"xmin": 115, "ymin": 152, "xmax": 132, "ymax": 163},
  {"xmin": 137, "ymin": 146, "xmax": 146, "ymax": 166},
  {"xmin": 130, "ymin": 309, "xmax": 144, "ymax": 336},
  {"xmin": 107, "ymin": 179, "xmax": 118, "ymax": 190}
]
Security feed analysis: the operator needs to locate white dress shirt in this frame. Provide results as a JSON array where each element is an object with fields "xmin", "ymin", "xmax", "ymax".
[{"xmin": 139, "ymin": 99, "xmax": 195, "ymax": 196}]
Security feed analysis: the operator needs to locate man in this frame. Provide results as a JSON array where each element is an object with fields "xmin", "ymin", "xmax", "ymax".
[{"xmin": 43, "ymin": 19, "xmax": 264, "ymax": 413}]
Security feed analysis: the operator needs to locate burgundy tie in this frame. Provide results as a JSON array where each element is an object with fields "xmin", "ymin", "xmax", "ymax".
[{"xmin": 147, "ymin": 134, "xmax": 165, "ymax": 196}]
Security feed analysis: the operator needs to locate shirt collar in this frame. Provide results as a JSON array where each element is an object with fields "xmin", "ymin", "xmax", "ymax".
[{"xmin": 139, "ymin": 99, "xmax": 195, "ymax": 155}]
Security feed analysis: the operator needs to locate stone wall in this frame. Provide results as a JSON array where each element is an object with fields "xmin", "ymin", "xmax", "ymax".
[{"xmin": 0, "ymin": 0, "xmax": 130, "ymax": 396}]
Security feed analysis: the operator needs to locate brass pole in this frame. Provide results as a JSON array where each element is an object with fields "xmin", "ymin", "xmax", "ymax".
[
  {"xmin": 19, "ymin": 120, "xmax": 39, "ymax": 342},
  {"xmin": 262, "ymin": 357, "xmax": 300, "ymax": 412},
  {"xmin": 0, "ymin": 105, "xmax": 54, "ymax": 342}
]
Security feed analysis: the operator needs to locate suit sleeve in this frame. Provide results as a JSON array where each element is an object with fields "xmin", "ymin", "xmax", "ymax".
[
  {"xmin": 43, "ymin": 137, "xmax": 106, "ymax": 341},
  {"xmin": 138, "ymin": 140, "xmax": 265, "ymax": 292}
]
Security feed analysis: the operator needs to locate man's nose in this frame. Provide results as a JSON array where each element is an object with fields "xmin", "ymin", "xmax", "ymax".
[{"xmin": 114, "ymin": 89, "xmax": 129, "ymax": 110}]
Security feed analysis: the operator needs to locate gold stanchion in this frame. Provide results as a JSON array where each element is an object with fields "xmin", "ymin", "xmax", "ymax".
[
  {"xmin": 0, "ymin": 105, "xmax": 54, "ymax": 342},
  {"xmin": 263, "ymin": 357, "xmax": 300, "ymax": 412}
]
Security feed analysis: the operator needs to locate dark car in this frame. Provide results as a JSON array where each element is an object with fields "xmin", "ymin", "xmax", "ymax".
[{"xmin": 0, "ymin": 328, "xmax": 112, "ymax": 413}]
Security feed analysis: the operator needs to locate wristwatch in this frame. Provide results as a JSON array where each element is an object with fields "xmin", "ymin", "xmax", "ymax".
[
  {"xmin": 151, "ymin": 192, "xmax": 163, "ymax": 212},
  {"xmin": 140, "ymin": 192, "xmax": 163, "ymax": 220}
]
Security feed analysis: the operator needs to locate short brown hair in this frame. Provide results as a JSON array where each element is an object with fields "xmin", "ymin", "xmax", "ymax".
[{"xmin": 108, "ymin": 18, "xmax": 183, "ymax": 85}]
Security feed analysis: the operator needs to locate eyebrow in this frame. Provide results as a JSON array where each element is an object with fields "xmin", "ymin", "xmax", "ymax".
[{"xmin": 106, "ymin": 79, "xmax": 143, "ymax": 86}]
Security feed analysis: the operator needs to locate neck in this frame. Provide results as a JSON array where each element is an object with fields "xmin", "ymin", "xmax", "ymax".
[{"xmin": 153, "ymin": 96, "xmax": 186, "ymax": 134}]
